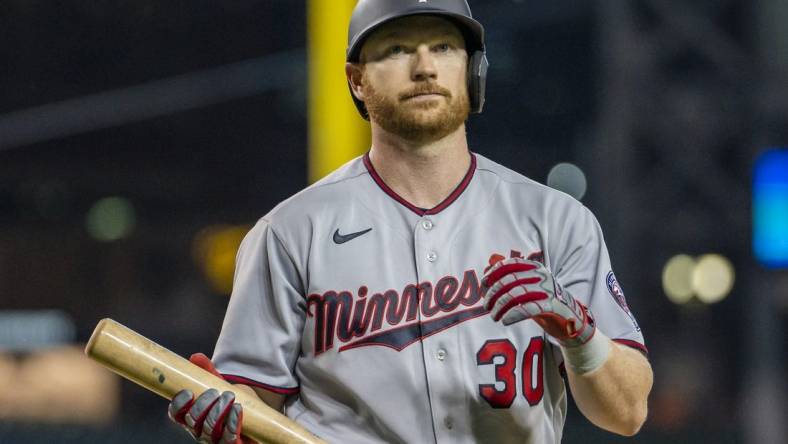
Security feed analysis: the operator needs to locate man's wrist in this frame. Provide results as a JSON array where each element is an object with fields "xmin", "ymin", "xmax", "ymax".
[{"xmin": 561, "ymin": 329, "xmax": 611, "ymax": 375}]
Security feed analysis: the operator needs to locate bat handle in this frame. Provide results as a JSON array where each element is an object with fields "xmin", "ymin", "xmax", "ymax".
[{"xmin": 85, "ymin": 318, "xmax": 325, "ymax": 444}]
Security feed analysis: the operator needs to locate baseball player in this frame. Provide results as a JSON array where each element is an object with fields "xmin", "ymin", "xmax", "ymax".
[{"xmin": 167, "ymin": 1, "xmax": 653, "ymax": 443}]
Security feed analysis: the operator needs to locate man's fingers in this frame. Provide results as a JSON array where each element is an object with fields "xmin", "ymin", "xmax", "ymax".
[
  {"xmin": 493, "ymin": 290, "xmax": 549, "ymax": 322},
  {"xmin": 185, "ymin": 388, "xmax": 221, "ymax": 437},
  {"xmin": 220, "ymin": 403, "xmax": 244, "ymax": 444},
  {"xmin": 204, "ymin": 391, "xmax": 237, "ymax": 443},
  {"xmin": 482, "ymin": 259, "xmax": 539, "ymax": 288},
  {"xmin": 484, "ymin": 273, "xmax": 542, "ymax": 310},
  {"xmin": 169, "ymin": 389, "xmax": 195, "ymax": 424},
  {"xmin": 168, "ymin": 385, "xmax": 246, "ymax": 443}
]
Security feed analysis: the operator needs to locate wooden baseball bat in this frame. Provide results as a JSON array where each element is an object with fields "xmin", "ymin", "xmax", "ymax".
[{"xmin": 84, "ymin": 318, "xmax": 324, "ymax": 444}]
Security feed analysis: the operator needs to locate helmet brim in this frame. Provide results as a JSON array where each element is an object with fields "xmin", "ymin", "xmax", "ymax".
[{"xmin": 346, "ymin": 9, "xmax": 485, "ymax": 63}]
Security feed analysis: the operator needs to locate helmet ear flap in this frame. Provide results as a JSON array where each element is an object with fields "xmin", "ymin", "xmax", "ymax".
[{"xmin": 467, "ymin": 50, "xmax": 489, "ymax": 114}]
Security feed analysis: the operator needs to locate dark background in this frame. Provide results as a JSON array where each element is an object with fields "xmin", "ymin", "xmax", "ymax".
[{"xmin": 1, "ymin": 0, "xmax": 787, "ymax": 443}]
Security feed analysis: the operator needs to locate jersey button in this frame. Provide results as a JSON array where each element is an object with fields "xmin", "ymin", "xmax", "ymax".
[
  {"xmin": 421, "ymin": 219, "xmax": 434, "ymax": 230},
  {"xmin": 427, "ymin": 251, "xmax": 438, "ymax": 262},
  {"xmin": 444, "ymin": 417, "xmax": 454, "ymax": 429},
  {"xmin": 436, "ymin": 349, "xmax": 447, "ymax": 361}
]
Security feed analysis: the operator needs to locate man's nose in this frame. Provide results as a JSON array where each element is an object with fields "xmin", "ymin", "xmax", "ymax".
[{"xmin": 412, "ymin": 45, "xmax": 437, "ymax": 81}]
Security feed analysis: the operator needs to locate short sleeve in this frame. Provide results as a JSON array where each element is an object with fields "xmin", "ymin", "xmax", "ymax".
[
  {"xmin": 549, "ymin": 205, "xmax": 647, "ymax": 355},
  {"xmin": 212, "ymin": 218, "xmax": 305, "ymax": 394}
]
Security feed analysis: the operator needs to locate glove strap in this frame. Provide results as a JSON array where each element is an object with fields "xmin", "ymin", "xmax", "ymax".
[{"xmin": 555, "ymin": 297, "xmax": 596, "ymax": 348}]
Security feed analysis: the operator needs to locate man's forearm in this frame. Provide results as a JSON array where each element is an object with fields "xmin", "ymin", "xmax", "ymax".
[{"xmin": 564, "ymin": 336, "xmax": 653, "ymax": 436}]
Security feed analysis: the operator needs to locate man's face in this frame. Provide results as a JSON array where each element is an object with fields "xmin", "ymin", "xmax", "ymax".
[{"xmin": 353, "ymin": 16, "xmax": 471, "ymax": 143}]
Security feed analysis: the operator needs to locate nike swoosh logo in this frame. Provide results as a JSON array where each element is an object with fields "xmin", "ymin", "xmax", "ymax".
[{"xmin": 333, "ymin": 228, "xmax": 372, "ymax": 244}]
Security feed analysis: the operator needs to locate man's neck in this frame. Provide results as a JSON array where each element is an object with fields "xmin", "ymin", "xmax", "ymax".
[{"xmin": 367, "ymin": 123, "xmax": 471, "ymax": 210}]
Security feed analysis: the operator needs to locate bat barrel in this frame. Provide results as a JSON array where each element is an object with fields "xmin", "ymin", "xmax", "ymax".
[{"xmin": 85, "ymin": 318, "xmax": 324, "ymax": 444}]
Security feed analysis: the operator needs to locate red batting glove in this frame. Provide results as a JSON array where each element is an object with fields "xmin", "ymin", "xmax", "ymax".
[
  {"xmin": 167, "ymin": 353, "xmax": 256, "ymax": 444},
  {"xmin": 482, "ymin": 258, "xmax": 596, "ymax": 347}
]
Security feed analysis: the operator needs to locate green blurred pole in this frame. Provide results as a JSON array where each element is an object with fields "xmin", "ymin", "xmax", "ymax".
[{"xmin": 307, "ymin": 0, "xmax": 370, "ymax": 183}]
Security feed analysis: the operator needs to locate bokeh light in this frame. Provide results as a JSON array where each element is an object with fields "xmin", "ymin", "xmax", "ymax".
[
  {"xmin": 193, "ymin": 225, "xmax": 251, "ymax": 295},
  {"xmin": 0, "ymin": 310, "xmax": 75, "ymax": 351},
  {"xmin": 662, "ymin": 254, "xmax": 696, "ymax": 305},
  {"xmin": 547, "ymin": 162, "xmax": 587, "ymax": 200},
  {"xmin": 753, "ymin": 148, "xmax": 788, "ymax": 268},
  {"xmin": 0, "ymin": 347, "xmax": 119, "ymax": 424},
  {"xmin": 85, "ymin": 197, "xmax": 136, "ymax": 242},
  {"xmin": 692, "ymin": 254, "xmax": 735, "ymax": 304}
]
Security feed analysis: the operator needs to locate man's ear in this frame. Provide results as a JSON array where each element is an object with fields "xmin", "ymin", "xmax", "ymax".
[{"xmin": 345, "ymin": 62, "xmax": 365, "ymax": 102}]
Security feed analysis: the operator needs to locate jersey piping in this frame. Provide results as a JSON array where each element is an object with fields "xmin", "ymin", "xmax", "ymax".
[
  {"xmin": 362, "ymin": 151, "xmax": 477, "ymax": 216},
  {"xmin": 612, "ymin": 338, "xmax": 649, "ymax": 355},
  {"xmin": 221, "ymin": 373, "xmax": 300, "ymax": 395}
]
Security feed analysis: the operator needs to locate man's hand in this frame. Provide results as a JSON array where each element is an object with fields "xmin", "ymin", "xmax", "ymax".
[
  {"xmin": 482, "ymin": 257, "xmax": 595, "ymax": 347},
  {"xmin": 168, "ymin": 353, "xmax": 255, "ymax": 444}
]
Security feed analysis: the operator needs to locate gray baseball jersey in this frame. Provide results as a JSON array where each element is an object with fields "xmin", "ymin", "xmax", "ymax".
[{"xmin": 212, "ymin": 152, "xmax": 646, "ymax": 444}]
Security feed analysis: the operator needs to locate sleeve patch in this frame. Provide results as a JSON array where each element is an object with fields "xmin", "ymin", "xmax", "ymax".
[{"xmin": 606, "ymin": 271, "xmax": 641, "ymax": 332}]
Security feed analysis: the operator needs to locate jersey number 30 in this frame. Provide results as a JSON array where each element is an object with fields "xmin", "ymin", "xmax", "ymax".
[{"xmin": 476, "ymin": 337, "xmax": 545, "ymax": 408}]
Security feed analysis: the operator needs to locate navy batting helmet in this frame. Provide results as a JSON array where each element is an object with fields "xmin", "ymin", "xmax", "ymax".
[{"xmin": 346, "ymin": 0, "xmax": 489, "ymax": 119}]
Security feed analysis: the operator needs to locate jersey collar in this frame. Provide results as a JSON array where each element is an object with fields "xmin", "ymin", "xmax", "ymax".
[{"xmin": 363, "ymin": 151, "xmax": 477, "ymax": 217}]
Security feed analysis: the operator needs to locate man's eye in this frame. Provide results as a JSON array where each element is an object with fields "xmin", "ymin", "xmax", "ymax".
[
  {"xmin": 434, "ymin": 43, "xmax": 450, "ymax": 52},
  {"xmin": 388, "ymin": 45, "xmax": 404, "ymax": 55}
]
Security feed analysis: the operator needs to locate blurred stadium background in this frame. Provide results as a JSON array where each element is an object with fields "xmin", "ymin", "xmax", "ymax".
[{"xmin": 1, "ymin": 0, "xmax": 787, "ymax": 443}]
